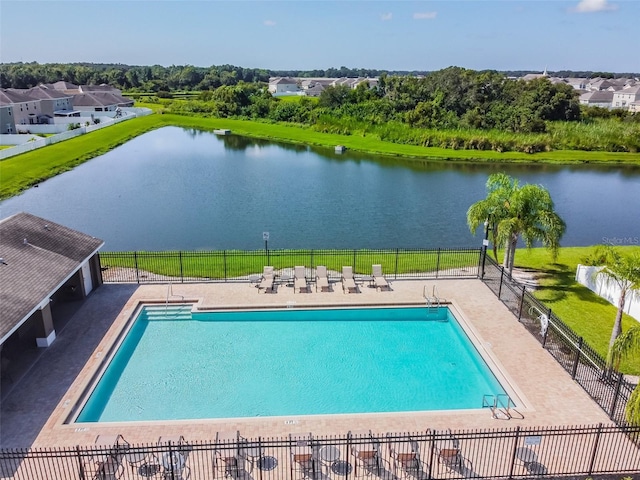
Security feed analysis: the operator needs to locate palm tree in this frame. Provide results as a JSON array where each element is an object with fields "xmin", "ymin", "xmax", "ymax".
[
  {"xmin": 593, "ymin": 246, "xmax": 640, "ymax": 362},
  {"xmin": 467, "ymin": 173, "xmax": 566, "ymax": 275},
  {"xmin": 611, "ymin": 325, "xmax": 640, "ymax": 425}
]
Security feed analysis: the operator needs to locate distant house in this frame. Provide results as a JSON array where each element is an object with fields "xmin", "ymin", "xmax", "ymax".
[
  {"xmin": 0, "ymin": 89, "xmax": 43, "ymax": 126},
  {"xmin": 47, "ymin": 81, "xmax": 81, "ymax": 95},
  {"xmin": 23, "ymin": 85, "xmax": 79, "ymax": 119},
  {"xmin": 612, "ymin": 86, "xmax": 640, "ymax": 109},
  {"xmin": 79, "ymin": 84, "xmax": 123, "ymax": 96},
  {"xmin": 579, "ymin": 90, "xmax": 614, "ymax": 108},
  {"xmin": 72, "ymin": 91, "xmax": 134, "ymax": 112},
  {"xmin": 268, "ymin": 77, "xmax": 300, "ymax": 96},
  {"xmin": 630, "ymin": 101, "xmax": 640, "ymax": 113},
  {"xmin": 0, "ymin": 103, "xmax": 15, "ymax": 134}
]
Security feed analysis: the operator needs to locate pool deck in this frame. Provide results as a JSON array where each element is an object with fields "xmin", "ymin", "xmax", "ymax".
[{"xmin": 0, "ymin": 278, "xmax": 614, "ymax": 449}]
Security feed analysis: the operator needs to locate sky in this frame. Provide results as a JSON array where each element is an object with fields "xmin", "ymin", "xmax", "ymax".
[{"xmin": 0, "ymin": 0, "xmax": 638, "ymax": 73}]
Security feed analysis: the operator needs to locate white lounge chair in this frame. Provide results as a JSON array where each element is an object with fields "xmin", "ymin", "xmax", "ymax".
[
  {"xmin": 294, "ymin": 266, "xmax": 309, "ymax": 293},
  {"xmin": 258, "ymin": 266, "xmax": 275, "ymax": 293},
  {"xmin": 372, "ymin": 264, "xmax": 390, "ymax": 291},
  {"xmin": 342, "ymin": 266, "xmax": 358, "ymax": 294},
  {"xmin": 316, "ymin": 266, "xmax": 330, "ymax": 292}
]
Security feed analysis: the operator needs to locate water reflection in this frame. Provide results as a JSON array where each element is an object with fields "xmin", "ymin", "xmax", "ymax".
[{"xmin": 1, "ymin": 126, "xmax": 638, "ymax": 251}]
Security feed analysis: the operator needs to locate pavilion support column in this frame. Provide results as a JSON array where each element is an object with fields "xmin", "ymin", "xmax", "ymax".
[{"xmin": 35, "ymin": 300, "xmax": 56, "ymax": 347}]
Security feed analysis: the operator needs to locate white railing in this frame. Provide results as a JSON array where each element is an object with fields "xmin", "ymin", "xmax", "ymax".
[{"xmin": 0, "ymin": 108, "xmax": 151, "ymax": 160}]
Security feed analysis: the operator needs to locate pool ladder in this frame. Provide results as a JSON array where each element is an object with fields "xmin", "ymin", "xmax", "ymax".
[
  {"xmin": 482, "ymin": 394, "xmax": 523, "ymax": 420},
  {"xmin": 423, "ymin": 285, "xmax": 441, "ymax": 313},
  {"xmin": 165, "ymin": 282, "xmax": 185, "ymax": 314}
]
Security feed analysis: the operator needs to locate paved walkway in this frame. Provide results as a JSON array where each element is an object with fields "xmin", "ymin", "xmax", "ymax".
[{"xmin": 0, "ymin": 279, "xmax": 613, "ymax": 449}]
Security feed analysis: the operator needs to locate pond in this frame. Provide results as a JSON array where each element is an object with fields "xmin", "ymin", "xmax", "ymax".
[{"xmin": 1, "ymin": 127, "xmax": 639, "ymax": 251}]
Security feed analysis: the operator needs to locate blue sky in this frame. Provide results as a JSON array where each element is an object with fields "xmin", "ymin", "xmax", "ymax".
[{"xmin": 1, "ymin": 0, "xmax": 638, "ymax": 73}]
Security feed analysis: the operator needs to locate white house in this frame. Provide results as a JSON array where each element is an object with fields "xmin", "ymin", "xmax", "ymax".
[
  {"xmin": 579, "ymin": 90, "xmax": 614, "ymax": 109},
  {"xmin": 612, "ymin": 86, "xmax": 640, "ymax": 110},
  {"xmin": 0, "ymin": 89, "xmax": 43, "ymax": 126},
  {"xmin": 268, "ymin": 77, "xmax": 300, "ymax": 96}
]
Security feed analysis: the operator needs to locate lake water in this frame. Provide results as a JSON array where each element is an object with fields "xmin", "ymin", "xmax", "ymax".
[{"xmin": 1, "ymin": 126, "xmax": 639, "ymax": 251}]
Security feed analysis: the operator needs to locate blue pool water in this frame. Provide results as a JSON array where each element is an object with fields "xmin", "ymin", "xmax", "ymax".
[{"xmin": 76, "ymin": 306, "xmax": 507, "ymax": 422}]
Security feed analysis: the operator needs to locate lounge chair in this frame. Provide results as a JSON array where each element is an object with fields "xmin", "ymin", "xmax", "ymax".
[
  {"xmin": 387, "ymin": 435, "xmax": 427, "ymax": 480},
  {"xmin": 372, "ymin": 265, "xmax": 390, "ymax": 291},
  {"xmin": 294, "ymin": 266, "xmax": 310, "ymax": 293},
  {"xmin": 341, "ymin": 266, "xmax": 358, "ymax": 294},
  {"xmin": 258, "ymin": 266, "xmax": 275, "ymax": 293},
  {"xmin": 315, "ymin": 266, "xmax": 330, "ymax": 292}
]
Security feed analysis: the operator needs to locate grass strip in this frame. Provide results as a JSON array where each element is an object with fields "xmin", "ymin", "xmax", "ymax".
[{"xmin": 513, "ymin": 246, "xmax": 640, "ymax": 375}]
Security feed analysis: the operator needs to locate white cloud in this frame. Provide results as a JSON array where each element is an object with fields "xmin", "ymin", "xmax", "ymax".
[
  {"xmin": 571, "ymin": 0, "xmax": 618, "ymax": 13},
  {"xmin": 264, "ymin": 20, "xmax": 276, "ymax": 27},
  {"xmin": 380, "ymin": 12, "xmax": 393, "ymax": 21},
  {"xmin": 413, "ymin": 12, "xmax": 437, "ymax": 20}
]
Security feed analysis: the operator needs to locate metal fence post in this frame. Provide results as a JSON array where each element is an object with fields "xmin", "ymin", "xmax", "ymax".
[
  {"xmin": 353, "ymin": 250, "xmax": 357, "ymax": 271},
  {"xmin": 76, "ymin": 445, "xmax": 86, "ymax": 480},
  {"xmin": 518, "ymin": 285, "xmax": 526, "ymax": 321},
  {"xmin": 498, "ymin": 267, "xmax": 504, "ymax": 299},
  {"xmin": 134, "ymin": 251, "xmax": 140, "ymax": 284},
  {"xmin": 224, "ymin": 250, "xmax": 227, "ymax": 281},
  {"xmin": 609, "ymin": 372, "xmax": 623, "ymax": 421},
  {"xmin": 508, "ymin": 426, "xmax": 521, "ymax": 480},
  {"xmin": 395, "ymin": 248, "xmax": 399, "ymax": 280},
  {"xmin": 427, "ymin": 430, "xmax": 436, "ymax": 480},
  {"xmin": 436, "ymin": 248, "xmax": 441, "ymax": 279},
  {"xmin": 542, "ymin": 309, "xmax": 551, "ymax": 348},
  {"xmin": 179, "ymin": 251, "xmax": 184, "ymax": 283},
  {"xmin": 571, "ymin": 337, "xmax": 584, "ymax": 379},
  {"xmin": 588, "ymin": 423, "xmax": 604, "ymax": 475}
]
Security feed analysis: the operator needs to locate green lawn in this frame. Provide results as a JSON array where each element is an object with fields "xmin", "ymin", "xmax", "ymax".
[
  {"xmin": 3, "ymin": 112, "xmax": 640, "ymax": 199},
  {"xmin": 513, "ymin": 246, "xmax": 640, "ymax": 375}
]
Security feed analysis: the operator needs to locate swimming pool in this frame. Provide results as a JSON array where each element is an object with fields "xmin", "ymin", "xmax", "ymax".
[{"xmin": 75, "ymin": 305, "xmax": 508, "ymax": 422}]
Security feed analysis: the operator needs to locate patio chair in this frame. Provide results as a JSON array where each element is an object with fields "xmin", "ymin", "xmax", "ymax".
[
  {"xmin": 349, "ymin": 431, "xmax": 395, "ymax": 480},
  {"xmin": 435, "ymin": 431, "xmax": 468, "ymax": 473},
  {"xmin": 215, "ymin": 431, "xmax": 242, "ymax": 478},
  {"xmin": 387, "ymin": 435, "xmax": 424, "ymax": 479},
  {"xmin": 91, "ymin": 434, "xmax": 130, "ymax": 480},
  {"xmin": 158, "ymin": 436, "xmax": 191, "ymax": 480},
  {"xmin": 372, "ymin": 265, "xmax": 390, "ymax": 291},
  {"xmin": 315, "ymin": 266, "xmax": 331, "ymax": 292},
  {"xmin": 341, "ymin": 266, "xmax": 358, "ymax": 294},
  {"xmin": 294, "ymin": 266, "xmax": 310, "ymax": 293},
  {"xmin": 258, "ymin": 266, "xmax": 275, "ymax": 293},
  {"xmin": 290, "ymin": 434, "xmax": 327, "ymax": 480}
]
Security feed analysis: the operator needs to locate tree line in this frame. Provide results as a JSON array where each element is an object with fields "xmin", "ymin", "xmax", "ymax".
[{"xmin": 1, "ymin": 62, "xmax": 636, "ymax": 92}]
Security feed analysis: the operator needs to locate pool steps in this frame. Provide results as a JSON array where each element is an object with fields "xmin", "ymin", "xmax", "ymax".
[{"xmin": 142, "ymin": 304, "xmax": 193, "ymax": 321}]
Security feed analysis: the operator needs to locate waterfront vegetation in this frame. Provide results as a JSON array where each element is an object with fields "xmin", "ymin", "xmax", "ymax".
[{"xmin": 3, "ymin": 112, "xmax": 640, "ymax": 200}]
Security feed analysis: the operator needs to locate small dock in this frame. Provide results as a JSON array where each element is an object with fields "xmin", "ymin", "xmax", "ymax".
[
  {"xmin": 214, "ymin": 129, "xmax": 231, "ymax": 135},
  {"xmin": 335, "ymin": 145, "xmax": 346, "ymax": 153}
]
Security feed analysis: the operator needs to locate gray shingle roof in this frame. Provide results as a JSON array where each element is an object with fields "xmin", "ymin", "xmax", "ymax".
[{"xmin": 0, "ymin": 213, "xmax": 104, "ymax": 343}]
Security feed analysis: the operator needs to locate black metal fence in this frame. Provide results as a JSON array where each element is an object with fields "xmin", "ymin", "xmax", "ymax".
[
  {"xmin": 99, "ymin": 248, "xmax": 482, "ymax": 284},
  {"xmin": 2, "ymin": 425, "xmax": 639, "ymax": 480},
  {"xmin": 480, "ymin": 256, "xmax": 636, "ymax": 426}
]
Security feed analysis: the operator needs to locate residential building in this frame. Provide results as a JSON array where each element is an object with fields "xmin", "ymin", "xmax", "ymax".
[
  {"xmin": 0, "ymin": 89, "xmax": 43, "ymax": 126},
  {"xmin": 268, "ymin": 77, "xmax": 300, "ymax": 96},
  {"xmin": 71, "ymin": 91, "xmax": 134, "ymax": 112},
  {"xmin": 0, "ymin": 104, "xmax": 15, "ymax": 134},
  {"xmin": 22, "ymin": 85, "xmax": 78, "ymax": 119},
  {"xmin": 612, "ymin": 85, "xmax": 640, "ymax": 109},
  {"xmin": 579, "ymin": 90, "xmax": 614, "ymax": 108}
]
